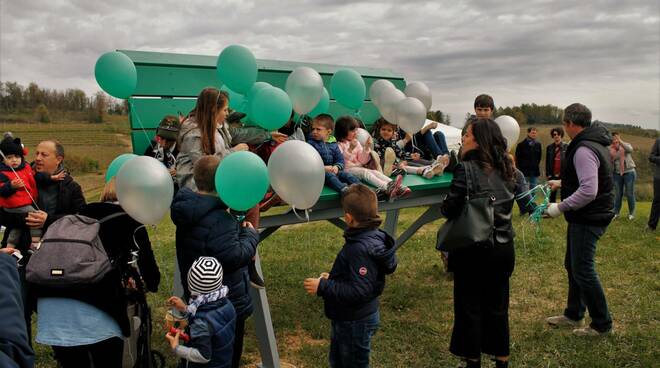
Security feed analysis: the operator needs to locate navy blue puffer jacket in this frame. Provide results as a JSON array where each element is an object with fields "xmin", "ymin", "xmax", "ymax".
[
  {"xmin": 171, "ymin": 188, "xmax": 259, "ymax": 319},
  {"xmin": 317, "ymin": 227, "xmax": 398, "ymax": 321},
  {"xmin": 181, "ymin": 298, "xmax": 236, "ymax": 368}
]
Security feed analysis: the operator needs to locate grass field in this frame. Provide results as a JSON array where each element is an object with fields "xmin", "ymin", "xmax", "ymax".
[{"xmin": 1, "ymin": 118, "xmax": 658, "ymax": 367}]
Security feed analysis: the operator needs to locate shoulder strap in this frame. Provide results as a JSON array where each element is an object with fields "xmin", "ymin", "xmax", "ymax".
[
  {"xmin": 463, "ymin": 161, "xmax": 473, "ymax": 200},
  {"xmin": 98, "ymin": 211, "xmax": 127, "ymax": 224}
]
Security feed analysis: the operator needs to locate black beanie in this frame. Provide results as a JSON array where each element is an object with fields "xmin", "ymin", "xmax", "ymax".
[{"xmin": 0, "ymin": 136, "xmax": 23, "ymax": 157}]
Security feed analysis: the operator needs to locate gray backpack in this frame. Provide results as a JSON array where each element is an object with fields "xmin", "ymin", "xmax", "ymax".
[{"xmin": 26, "ymin": 213, "xmax": 126, "ymax": 287}]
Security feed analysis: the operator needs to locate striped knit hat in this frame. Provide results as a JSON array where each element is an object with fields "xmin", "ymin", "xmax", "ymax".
[{"xmin": 187, "ymin": 257, "xmax": 224, "ymax": 295}]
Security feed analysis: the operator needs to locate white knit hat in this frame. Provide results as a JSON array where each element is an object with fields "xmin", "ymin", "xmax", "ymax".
[{"xmin": 187, "ymin": 257, "xmax": 223, "ymax": 295}]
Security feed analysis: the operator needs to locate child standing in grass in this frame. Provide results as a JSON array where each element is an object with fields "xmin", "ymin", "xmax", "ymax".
[
  {"xmin": 166, "ymin": 256, "xmax": 236, "ymax": 368},
  {"xmin": 304, "ymin": 184, "xmax": 398, "ymax": 368},
  {"xmin": 335, "ymin": 116, "xmax": 409, "ymax": 201}
]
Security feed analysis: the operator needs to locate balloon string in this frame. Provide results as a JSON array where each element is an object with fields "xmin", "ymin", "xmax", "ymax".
[
  {"xmin": 291, "ymin": 206, "xmax": 310, "ymax": 222},
  {"xmin": 0, "ymin": 149, "xmax": 40, "ymax": 211},
  {"xmin": 515, "ymin": 184, "xmax": 551, "ymax": 247},
  {"xmin": 129, "ymin": 99, "xmax": 156, "ymax": 147}
]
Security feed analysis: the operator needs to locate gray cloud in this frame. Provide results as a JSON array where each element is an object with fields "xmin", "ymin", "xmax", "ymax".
[{"xmin": 1, "ymin": 0, "xmax": 658, "ymax": 129}]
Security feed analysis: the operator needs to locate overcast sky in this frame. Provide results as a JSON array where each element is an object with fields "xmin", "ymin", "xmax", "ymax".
[{"xmin": 1, "ymin": 0, "xmax": 658, "ymax": 129}]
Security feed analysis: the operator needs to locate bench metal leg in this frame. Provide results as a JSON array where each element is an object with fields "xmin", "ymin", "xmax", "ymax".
[
  {"xmin": 259, "ymin": 225, "xmax": 282, "ymax": 242},
  {"xmin": 383, "ymin": 209, "xmax": 399, "ymax": 237},
  {"xmin": 250, "ymin": 251, "xmax": 280, "ymax": 368},
  {"xmin": 394, "ymin": 204, "xmax": 443, "ymax": 250}
]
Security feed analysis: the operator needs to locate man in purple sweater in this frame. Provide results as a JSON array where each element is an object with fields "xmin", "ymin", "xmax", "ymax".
[{"xmin": 543, "ymin": 103, "xmax": 614, "ymax": 336}]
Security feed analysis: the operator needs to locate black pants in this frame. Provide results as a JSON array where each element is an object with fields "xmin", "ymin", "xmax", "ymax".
[
  {"xmin": 648, "ymin": 177, "xmax": 660, "ymax": 230},
  {"xmin": 232, "ymin": 315, "xmax": 248, "ymax": 368},
  {"xmin": 52, "ymin": 337, "xmax": 124, "ymax": 368},
  {"xmin": 449, "ymin": 242, "xmax": 515, "ymax": 359},
  {"xmin": 548, "ymin": 175, "xmax": 561, "ymax": 203}
]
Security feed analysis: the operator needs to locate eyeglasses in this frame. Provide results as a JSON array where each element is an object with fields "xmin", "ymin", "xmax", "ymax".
[{"xmin": 552, "ymin": 133, "xmax": 560, "ymax": 137}]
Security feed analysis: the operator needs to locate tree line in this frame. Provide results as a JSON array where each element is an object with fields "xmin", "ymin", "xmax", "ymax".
[{"xmin": 0, "ymin": 81, "xmax": 127, "ymax": 123}]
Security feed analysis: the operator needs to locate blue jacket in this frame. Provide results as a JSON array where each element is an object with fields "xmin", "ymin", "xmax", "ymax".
[
  {"xmin": 171, "ymin": 188, "xmax": 259, "ymax": 319},
  {"xmin": 181, "ymin": 298, "xmax": 236, "ymax": 368},
  {"xmin": 317, "ymin": 228, "xmax": 398, "ymax": 321},
  {"xmin": 307, "ymin": 139, "xmax": 345, "ymax": 170},
  {"xmin": 0, "ymin": 254, "xmax": 34, "ymax": 368}
]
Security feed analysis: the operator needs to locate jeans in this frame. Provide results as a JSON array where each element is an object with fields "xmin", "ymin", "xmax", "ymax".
[
  {"xmin": 525, "ymin": 176, "xmax": 538, "ymax": 188},
  {"xmin": 329, "ymin": 311, "xmax": 380, "ymax": 368},
  {"xmin": 649, "ymin": 177, "xmax": 660, "ymax": 230},
  {"xmin": 613, "ymin": 171, "xmax": 636, "ymax": 216},
  {"xmin": 419, "ymin": 130, "xmax": 449, "ymax": 157},
  {"xmin": 325, "ymin": 171, "xmax": 360, "ymax": 192},
  {"xmin": 547, "ymin": 175, "xmax": 561, "ymax": 203},
  {"xmin": 564, "ymin": 223, "xmax": 612, "ymax": 332}
]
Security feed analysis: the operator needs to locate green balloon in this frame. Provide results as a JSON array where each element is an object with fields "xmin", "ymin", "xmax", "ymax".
[
  {"xmin": 216, "ymin": 45, "xmax": 258, "ymax": 94},
  {"xmin": 330, "ymin": 69, "xmax": 365, "ymax": 110},
  {"xmin": 220, "ymin": 85, "xmax": 245, "ymax": 112},
  {"xmin": 95, "ymin": 51, "xmax": 138, "ymax": 99},
  {"xmin": 308, "ymin": 87, "xmax": 330, "ymax": 118},
  {"xmin": 244, "ymin": 82, "xmax": 271, "ymax": 124},
  {"xmin": 106, "ymin": 153, "xmax": 137, "ymax": 183},
  {"xmin": 215, "ymin": 151, "xmax": 269, "ymax": 211},
  {"xmin": 252, "ymin": 87, "xmax": 293, "ymax": 131}
]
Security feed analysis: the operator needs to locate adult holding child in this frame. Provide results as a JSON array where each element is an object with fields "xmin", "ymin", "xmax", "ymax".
[{"xmin": 439, "ymin": 119, "xmax": 516, "ymax": 368}]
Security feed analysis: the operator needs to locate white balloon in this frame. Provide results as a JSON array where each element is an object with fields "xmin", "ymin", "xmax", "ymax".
[
  {"xmin": 356, "ymin": 128, "xmax": 373, "ymax": 149},
  {"xmin": 395, "ymin": 97, "xmax": 427, "ymax": 134},
  {"xmin": 404, "ymin": 82, "xmax": 432, "ymax": 111},
  {"xmin": 116, "ymin": 156, "xmax": 174, "ymax": 225},
  {"xmin": 494, "ymin": 115, "xmax": 520, "ymax": 152},
  {"xmin": 285, "ymin": 67, "xmax": 324, "ymax": 115},
  {"xmin": 268, "ymin": 141, "xmax": 325, "ymax": 210},
  {"xmin": 378, "ymin": 88, "xmax": 406, "ymax": 124},
  {"xmin": 369, "ymin": 79, "xmax": 395, "ymax": 107}
]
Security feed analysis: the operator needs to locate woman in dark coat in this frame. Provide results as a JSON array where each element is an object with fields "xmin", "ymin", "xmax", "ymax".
[
  {"xmin": 440, "ymin": 119, "xmax": 516, "ymax": 368},
  {"xmin": 35, "ymin": 179, "xmax": 160, "ymax": 368}
]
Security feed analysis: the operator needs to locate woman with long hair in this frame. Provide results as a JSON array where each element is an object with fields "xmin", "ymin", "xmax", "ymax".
[
  {"xmin": 176, "ymin": 87, "xmax": 249, "ymax": 190},
  {"xmin": 440, "ymin": 119, "xmax": 516, "ymax": 368}
]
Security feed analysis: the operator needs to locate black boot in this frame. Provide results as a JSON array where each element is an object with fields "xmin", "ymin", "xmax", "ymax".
[{"xmin": 248, "ymin": 261, "xmax": 265, "ymax": 289}]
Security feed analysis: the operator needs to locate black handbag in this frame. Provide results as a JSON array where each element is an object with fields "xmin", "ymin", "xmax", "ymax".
[{"xmin": 436, "ymin": 161, "xmax": 496, "ymax": 252}]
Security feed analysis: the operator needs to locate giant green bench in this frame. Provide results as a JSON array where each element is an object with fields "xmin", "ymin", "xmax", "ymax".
[{"xmin": 122, "ymin": 49, "xmax": 451, "ymax": 367}]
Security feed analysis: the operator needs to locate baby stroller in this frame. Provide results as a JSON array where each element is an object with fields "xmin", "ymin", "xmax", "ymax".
[{"xmin": 122, "ymin": 259, "xmax": 165, "ymax": 368}]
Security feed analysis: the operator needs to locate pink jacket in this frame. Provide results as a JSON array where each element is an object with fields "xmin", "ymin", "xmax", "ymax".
[{"xmin": 337, "ymin": 140, "xmax": 371, "ymax": 169}]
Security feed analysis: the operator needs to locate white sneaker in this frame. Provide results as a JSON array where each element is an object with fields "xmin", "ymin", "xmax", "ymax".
[
  {"xmin": 546, "ymin": 315, "xmax": 583, "ymax": 327},
  {"xmin": 627, "ymin": 214, "xmax": 635, "ymax": 220},
  {"xmin": 573, "ymin": 326, "xmax": 611, "ymax": 337},
  {"xmin": 383, "ymin": 147, "xmax": 396, "ymax": 177}
]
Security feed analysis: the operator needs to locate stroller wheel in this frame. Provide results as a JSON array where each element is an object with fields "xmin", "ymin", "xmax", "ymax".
[{"xmin": 151, "ymin": 351, "xmax": 166, "ymax": 368}]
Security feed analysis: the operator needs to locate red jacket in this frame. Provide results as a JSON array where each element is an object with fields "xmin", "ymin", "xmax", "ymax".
[{"xmin": 0, "ymin": 162, "xmax": 38, "ymax": 209}]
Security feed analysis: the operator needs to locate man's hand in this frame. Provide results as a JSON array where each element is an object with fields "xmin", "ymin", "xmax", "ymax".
[
  {"xmin": 270, "ymin": 132, "xmax": 288, "ymax": 144},
  {"xmin": 165, "ymin": 330, "xmax": 180, "ymax": 350},
  {"xmin": 544, "ymin": 203, "xmax": 562, "ymax": 218},
  {"xmin": 242, "ymin": 221, "xmax": 254, "ymax": 229},
  {"xmin": 547, "ymin": 180, "xmax": 561, "ymax": 191},
  {"xmin": 303, "ymin": 277, "xmax": 321, "ymax": 295},
  {"xmin": 0, "ymin": 248, "xmax": 19, "ymax": 255},
  {"xmin": 233, "ymin": 143, "xmax": 249, "ymax": 152},
  {"xmin": 26, "ymin": 211, "xmax": 47, "ymax": 229},
  {"xmin": 51, "ymin": 171, "xmax": 67, "ymax": 181},
  {"xmin": 10, "ymin": 179, "xmax": 24, "ymax": 189}
]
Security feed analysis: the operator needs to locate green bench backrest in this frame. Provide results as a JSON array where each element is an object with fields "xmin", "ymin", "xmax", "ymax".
[{"xmin": 120, "ymin": 50, "xmax": 406, "ymax": 154}]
